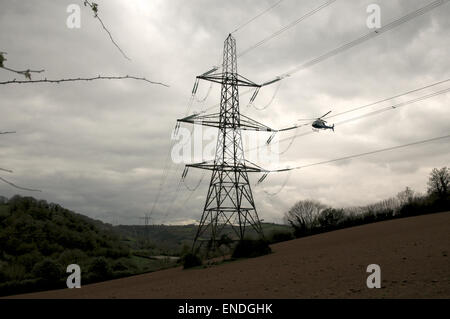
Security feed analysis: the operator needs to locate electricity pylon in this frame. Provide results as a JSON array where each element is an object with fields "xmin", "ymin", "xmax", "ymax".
[
  {"xmin": 139, "ymin": 213, "xmax": 152, "ymax": 227},
  {"xmin": 178, "ymin": 34, "xmax": 279, "ymax": 252}
]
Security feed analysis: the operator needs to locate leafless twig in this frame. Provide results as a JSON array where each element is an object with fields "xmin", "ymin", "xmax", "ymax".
[
  {"xmin": 0, "ymin": 52, "xmax": 45, "ymax": 79},
  {"xmin": 0, "ymin": 75, "xmax": 169, "ymax": 87},
  {"xmin": 83, "ymin": 1, "xmax": 131, "ymax": 61},
  {"xmin": 0, "ymin": 131, "xmax": 16, "ymax": 135},
  {"xmin": 0, "ymin": 52, "xmax": 168, "ymax": 86}
]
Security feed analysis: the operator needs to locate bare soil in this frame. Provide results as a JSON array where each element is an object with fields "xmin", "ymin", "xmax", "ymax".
[{"xmin": 7, "ymin": 212, "xmax": 450, "ymax": 299}]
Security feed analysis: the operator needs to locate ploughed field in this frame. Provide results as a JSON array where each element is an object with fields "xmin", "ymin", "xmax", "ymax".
[{"xmin": 8, "ymin": 212, "xmax": 450, "ymax": 299}]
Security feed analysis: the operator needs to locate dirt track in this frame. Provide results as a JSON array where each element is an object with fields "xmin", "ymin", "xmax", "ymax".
[{"xmin": 7, "ymin": 212, "xmax": 450, "ymax": 299}]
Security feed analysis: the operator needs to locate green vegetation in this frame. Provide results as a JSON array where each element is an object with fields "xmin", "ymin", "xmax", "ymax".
[
  {"xmin": 268, "ymin": 231, "xmax": 294, "ymax": 244},
  {"xmin": 115, "ymin": 223, "xmax": 290, "ymax": 256},
  {"xmin": 181, "ymin": 253, "xmax": 202, "ymax": 269},
  {"xmin": 231, "ymin": 239, "xmax": 272, "ymax": 259},
  {"xmin": 0, "ymin": 195, "xmax": 289, "ymax": 295},
  {"xmin": 0, "ymin": 195, "xmax": 177, "ymax": 296}
]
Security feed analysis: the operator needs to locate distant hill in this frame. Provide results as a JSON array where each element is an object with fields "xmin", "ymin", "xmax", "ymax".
[
  {"xmin": 0, "ymin": 195, "xmax": 291, "ymax": 296},
  {"xmin": 0, "ymin": 195, "xmax": 176, "ymax": 296},
  {"xmin": 115, "ymin": 223, "xmax": 292, "ymax": 254}
]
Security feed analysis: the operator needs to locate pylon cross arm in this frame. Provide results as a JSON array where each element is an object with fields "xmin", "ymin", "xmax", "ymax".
[
  {"xmin": 177, "ymin": 112, "xmax": 275, "ymax": 132},
  {"xmin": 186, "ymin": 160, "xmax": 266, "ymax": 173},
  {"xmin": 197, "ymin": 73, "xmax": 261, "ymax": 88}
]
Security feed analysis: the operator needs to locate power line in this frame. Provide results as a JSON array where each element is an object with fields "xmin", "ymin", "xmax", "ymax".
[
  {"xmin": 148, "ymin": 137, "xmax": 178, "ymax": 219},
  {"xmin": 0, "ymin": 177, "xmax": 41, "ymax": 192},
  {"xmin": 232, "ymin": 0, "xmax": 286, "ymax": 34},
  {"xmin": 195, "ymin": 82, "xmax": 214, "ymax": 103},
  {"xmin": 277, "ymin": 0, "xmax": 449, "ymax": 79},
  {"xmin": 182, "ymin": 171, "xmax": 206, "ymax": 192},
  {"xmin": 1, "ymin": 131, "xmax": 42, "ymax": 192},
  {"xmin": 249, "ymin": 81, "xmax": 283, "ymax": 110},
  {"xmin": 161, "ymin": 169, "xmax": 185, "ymax": 224},
  {"xmin": 335, "ymin": 86, "xmax": 450, "ymax": 125},
  {"xmin": 261, "ymin": 170, "xmax": 293, "ymax": 196},
  {"xmin": 159, "ymin": 90, "xmax": 207, "ymax": 224},
  {"xmin": 326, "ymin": 78, "xmax": 450, "ymax": 120},
  {"xmin": 270, "ymin": 133, "xmax": 450, "ymax": 173},
  {"xmin": 179, "ymin": 179, "xmax": 202, "ymax": 207},
  {"xmin": 287, "ymin": 83, "xmax": 450, "ymax": 143},
  {"xmin": 245, "ymin": 81, "xmax": 450, "ymax": 154},
  {"xmin": 156, "ymin": 80, "xmax": 210, "ymax": 224},
  {"xmin": 160, "ymin": 171, "xmax": 207, "ymax": 222},
  {"xmin": 238, "ymin": 0, "xmax": 337, "ymax": 57},
  {"xmin": 149, "ymin": 60, "xmax": 219, "ymax": 223},
  {"xmin": 199, "ymin": 1, "xmax": 448, "ymax": 118}
]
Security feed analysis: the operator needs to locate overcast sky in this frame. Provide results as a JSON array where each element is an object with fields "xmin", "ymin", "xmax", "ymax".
[{"xmin": 0, "ymin": 0, "xmax": 449, "ymax": 225}]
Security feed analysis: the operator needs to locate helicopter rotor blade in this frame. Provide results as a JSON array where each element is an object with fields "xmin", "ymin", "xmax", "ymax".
[{"xmin": 320, "ymin": 110, "xmax": 332, "ymax": 119}]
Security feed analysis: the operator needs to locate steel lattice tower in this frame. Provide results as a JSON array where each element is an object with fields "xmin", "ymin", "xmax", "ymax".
[{"xmin": 178, "ymin": 34, "xmax": 277, "ymax": 252}]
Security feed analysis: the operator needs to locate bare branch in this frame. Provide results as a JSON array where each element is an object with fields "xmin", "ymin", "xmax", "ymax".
[
  {"xmin": 83, "ymin": 1, "xmax": 131, "ymax": 61},
  {"xmin": 1, "ymin": 50, "xmax": 167, "ymax": 86},
  {"xmin": 0, "ymin": 131, "xmax": 16, "ymax": 135},
  {"xmin": 0, "ymin": 52, "xmax": 45, "ymax": 79},
  {"xmin": 1, "ymin": 66, "xmax": 45, "ymax": 79},
  {"xmin": 0, "ymin": 177, "xmax": 41, "ymax": 192},
  {"xmin": 0, "ymin": 168, "xmax": 13, "ymax": 173},
  {"xmin": 0, "ymin": 75, "xmax": 169, "ymax": 87}
]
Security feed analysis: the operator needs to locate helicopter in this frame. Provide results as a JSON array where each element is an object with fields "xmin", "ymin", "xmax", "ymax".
[{"xmin": 312, "ymin": 110, "xmax": 335, "ymax": 132}]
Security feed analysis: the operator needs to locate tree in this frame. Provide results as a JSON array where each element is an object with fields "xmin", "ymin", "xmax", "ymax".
[
  {"xmin": 397, "ymin": 187, "xmax": 415, "ymax": 205},
  {"xmin": 88, "ymin": 257, "xmax": 112, "ymax": 281},
  {"xmin": 181, "ymin": 253, "xmax": 202, "ymax": 269},
  {"xmin": 285, "ymin": 200, "xmax": 326, "ymax": 232},
  {"xmin": 427, "ymin": 167, "xmax": 450, "ymax": 198},
  {"xmin": 32, "ymin": 259, "xmax": 64, "ymax": 284},
  {"xmin": 317, "ymin": 208, "xmax": 345, "ymax": 229}
]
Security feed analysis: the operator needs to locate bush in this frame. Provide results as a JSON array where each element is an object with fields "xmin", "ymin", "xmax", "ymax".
[
  {"xmin": 289, "ymin": 218, "xmax": 309, "ymax": 238},
  {"xmin": 217, "ymin": 234, "xmax": 233, "ymax": 249},
  {"xmin": 232, "ymin": 239, "xmax": 271, "ymax": 259},
  {"xmin": 112, "ymin": 258, "xmax": 137, "ymax": 272},
  {"xmin": 17, "ymin": 251, "xmax": 43, "ymax": 273},
  {"xmin": 398, "ymin": 195, "xmax": 450, "ymax": 217},
  {"xmin": 181, "ymin": 253, "xmax": 202, "ymax": 269},
  {"xmin": 87, "ymin": 257, "xmax": 112, "ymax": 282},
  {"xmin": 317, "ymin": 208, "xmax": 345, "ymax": 230},
  {"xmin": 269, "ymin": 231, "xmax": 294, "ymax": 244},
  {"xmin": 31, "ymin": 258, "xmax": 63, "ymax": 284},
  {"xmin": 0, "ymin": 278, "xmax": 41, "ymax": 297},
  {"xmin": 1, "ymin": 263, "xmax": 27, "ymax": 281},
  {"xmin": 57, "ymin": 249, "xmax": 88, "ymax": 267}
]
